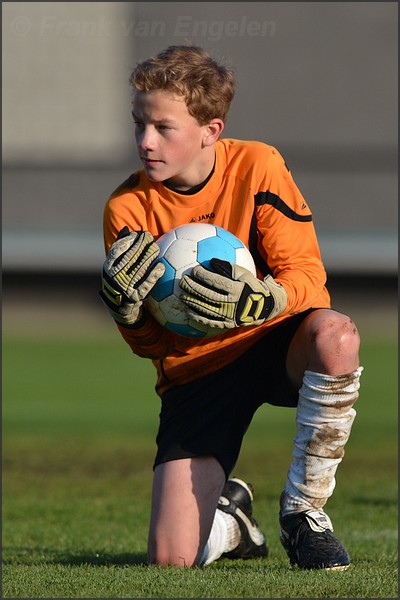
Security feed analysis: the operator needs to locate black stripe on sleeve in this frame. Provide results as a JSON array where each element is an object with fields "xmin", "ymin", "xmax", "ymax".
[
  {"xmin": 248, "ymin": 211, "xmax": 273, "ymax": 278},
  {"xmin": 255, "ymin": 191, "xmax": 312, "ymax": 222}
]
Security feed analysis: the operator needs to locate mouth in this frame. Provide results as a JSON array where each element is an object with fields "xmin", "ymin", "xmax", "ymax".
[{"xmin": 141, "ymin": 157, "xmax": 163, "ymax": 167}]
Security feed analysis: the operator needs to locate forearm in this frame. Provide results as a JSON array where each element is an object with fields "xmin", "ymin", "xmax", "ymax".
[
  {"xmin": 258, "ymin": 215, "xmax": 329, "ymax": 314},
  {"xmin": 275, "ymin": 260, "xmax": 329, "ymax": 314}
]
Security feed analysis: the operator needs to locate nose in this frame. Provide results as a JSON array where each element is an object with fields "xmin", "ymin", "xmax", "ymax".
[{"xmin": 137, "ymin": 125, "xmax": 157, "ymax": 152}]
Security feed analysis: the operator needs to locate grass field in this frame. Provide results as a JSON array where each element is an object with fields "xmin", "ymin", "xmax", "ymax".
[{"xmin": 2, "ymin": 296, "xmax": 398, "ymax": 598}]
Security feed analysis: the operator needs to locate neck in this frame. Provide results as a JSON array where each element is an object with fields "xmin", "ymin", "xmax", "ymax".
[{"xmin": 164, "ymin": 147, "xmax": 216, "ymax": 192}]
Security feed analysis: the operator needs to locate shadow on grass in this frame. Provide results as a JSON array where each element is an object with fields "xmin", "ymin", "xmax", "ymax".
[
  {"xmin": 3, "ymin": 547, "xmax": 148, "ymax": 567},
  {"xmin": 59, "ymin": 551, "xmax": 149, "ymax": 566},
  {"xmin": 4, "ymin": 548, "xmax": 270, "ymax": 570}
]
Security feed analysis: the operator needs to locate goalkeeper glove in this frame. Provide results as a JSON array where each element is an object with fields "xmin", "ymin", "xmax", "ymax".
[
  {"xmin": 99, "ymin": 227, "xmax": 165, "ymax": 327},
  {"xmin": 180, "ymin": 258, "xmax": 288, "ymax": 329}
]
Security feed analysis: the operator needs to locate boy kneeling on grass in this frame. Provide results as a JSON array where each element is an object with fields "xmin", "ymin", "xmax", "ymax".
[{"xmin": 100, "ymin": 44, "xmax": 363, "ymax": 570}]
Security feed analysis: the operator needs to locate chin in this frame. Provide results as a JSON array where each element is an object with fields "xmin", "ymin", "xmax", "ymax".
[{"xmin": 144, "ymin": 169, "xmax": 165, "ymax": 182}]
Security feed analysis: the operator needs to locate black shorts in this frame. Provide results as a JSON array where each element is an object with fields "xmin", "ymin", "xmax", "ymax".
[{"xmin": 154, "ymin": 309, "xmax": 315, "ymax": 478}]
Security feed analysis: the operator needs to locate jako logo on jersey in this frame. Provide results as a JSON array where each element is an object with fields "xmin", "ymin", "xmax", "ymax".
[{"xmin": 190, "ymin": 212, "xmax": 215, "ymax": 223}]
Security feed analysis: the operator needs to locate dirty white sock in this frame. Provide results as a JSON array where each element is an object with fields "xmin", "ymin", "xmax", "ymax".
[{"xmin": 281, "ymin": 367, "xmax": 363, "ymax": 515}]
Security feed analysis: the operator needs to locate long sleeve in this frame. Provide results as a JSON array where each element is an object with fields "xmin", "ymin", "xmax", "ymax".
[
  {"xmin": 116, "ymin": 316, "xmax": 174, "ymax": 359},
  {"xmin": 254, "ymin": 147, "xmax": 330, "ymax": 313}
]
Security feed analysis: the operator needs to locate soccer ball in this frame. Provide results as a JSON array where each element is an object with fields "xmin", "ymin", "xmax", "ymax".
[{"xmin": 145, "ymin": 223, "xmax": 256, "ymax": 338}]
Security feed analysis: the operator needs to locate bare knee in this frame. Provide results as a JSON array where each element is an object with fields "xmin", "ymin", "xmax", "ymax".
[
  {"xmin": 147, "ymin": 545, "xmax": 201, "ymax": 567},
  {"xmin": 147, "ymin": 533, "xmax": 204, "ymax": 567},
  {"xmin": 308, "ymin": 311, "xmax": 360, "ymax": 374},
  {"xmin": 288, "ymin": 310, "xmax": 361, "ymax": 382},
  {"xmin": 313, "ymin": 312, "xmax": 360, "ymax": 353}
]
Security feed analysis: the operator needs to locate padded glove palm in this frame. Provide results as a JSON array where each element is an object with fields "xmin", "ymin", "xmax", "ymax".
[
  {"xmin": 180, "ymin": 258, "xmax": 287, "ymax": 330},
  {"xmin": 100, "ymin": 227, "xmax": 165, "ymax": 326}
]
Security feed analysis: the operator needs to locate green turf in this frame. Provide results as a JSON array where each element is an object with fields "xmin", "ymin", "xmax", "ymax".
[{"xmin": 2, "ymin": 332, "xmax": 398, "ymax": 598}]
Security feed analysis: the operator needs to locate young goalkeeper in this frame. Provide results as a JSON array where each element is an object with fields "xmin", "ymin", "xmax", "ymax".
[{"xmin": 99, "ymin": 45, "xmax": 363, "ymax": 570}]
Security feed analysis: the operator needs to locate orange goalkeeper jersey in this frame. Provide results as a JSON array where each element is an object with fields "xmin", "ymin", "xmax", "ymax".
[{"xmin": 103, "ymin": 138, "xmax": 331, "ymax": 396}]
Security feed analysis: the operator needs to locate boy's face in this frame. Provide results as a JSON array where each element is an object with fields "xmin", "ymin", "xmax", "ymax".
[{"xmin": 132, "ymin": 90, "xmax": 215, "ymax": 189}]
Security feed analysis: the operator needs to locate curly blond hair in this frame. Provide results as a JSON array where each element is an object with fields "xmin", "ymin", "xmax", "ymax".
[{"xmin": 129, "ymin": 45, "xmax": 235, "ymax": 125}]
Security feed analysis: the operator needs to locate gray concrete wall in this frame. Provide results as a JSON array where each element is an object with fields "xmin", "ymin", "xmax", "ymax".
[{"xmin": 2, "ymin": 2, "xmax": 397, "ymax": 274}]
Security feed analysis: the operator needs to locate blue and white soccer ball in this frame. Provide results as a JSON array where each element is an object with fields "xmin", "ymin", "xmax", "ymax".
[{"xmin": 145, "ymin": 223, "xmax": 256, "ymax": 338}]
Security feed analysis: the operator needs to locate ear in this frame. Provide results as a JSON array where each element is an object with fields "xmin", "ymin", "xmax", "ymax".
[{"xmin": 202, "ymin": 118, "xmax": 224, "ymax": 147}]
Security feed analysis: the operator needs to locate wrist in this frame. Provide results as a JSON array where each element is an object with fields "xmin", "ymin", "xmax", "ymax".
[{"xmin": 116, "ymin": 307, "xmax": 147, "ymax": 329}]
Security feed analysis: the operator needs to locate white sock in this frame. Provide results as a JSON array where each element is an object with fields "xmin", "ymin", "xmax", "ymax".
[
  {"xmin": 200, "ymin": 508, "xmax": 240, "ymax": 566},
  {"xmin": 281, "ymin": 367, "xmax": 363, "ymax": 516}
]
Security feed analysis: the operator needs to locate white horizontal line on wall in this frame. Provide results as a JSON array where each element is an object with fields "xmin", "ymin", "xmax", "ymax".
[{"xmin": 2, "ymin": 228, "xmax": 397, "ymax": 274}]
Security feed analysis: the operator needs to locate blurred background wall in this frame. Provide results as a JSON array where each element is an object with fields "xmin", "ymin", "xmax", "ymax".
[{"xmin": 2, "ymin": 2, "xmax": 397, "ymax": 304}]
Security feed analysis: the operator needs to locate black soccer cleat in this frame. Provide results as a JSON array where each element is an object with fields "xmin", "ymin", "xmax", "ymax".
[
  {"xmin": 279, "ymin": 509, "xmax": 350, "ymax": 570},
  {"xmin": 217, "ymin": 477, "xmax": 268, "ymax": 559}
]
